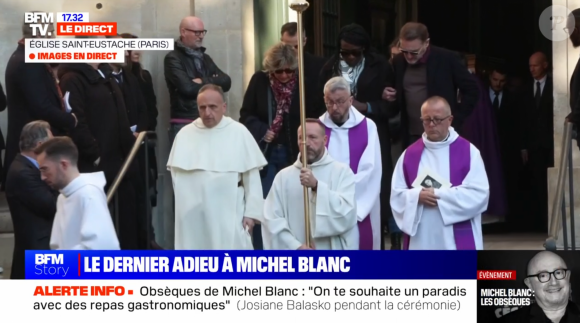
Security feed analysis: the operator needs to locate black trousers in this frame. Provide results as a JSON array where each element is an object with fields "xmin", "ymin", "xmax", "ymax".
[
  {"xmin": 520, "ymin": 148, "xmax": 549, "ymax": 233},
  {"xmin": 110, "ymin": 178, "xmax": 139, "ymax": 249}
]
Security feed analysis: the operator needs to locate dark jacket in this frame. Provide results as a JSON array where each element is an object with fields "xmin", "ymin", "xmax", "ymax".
[
  {"xmin": 0, "ymin": 83, "xmax": 6, "ymax": 150},
  {"xmin": 3, "ymin": 44, "xmax": 76, "ymax": 187},
  {"xmin": 319, "ymin": 51, "xmax": 395, "ymax": 169},
  {"xmin": 5, "ymin": 154, "xmax": 58, "ymax": 279},
  {"xmin": 569, "ymin": 57, "xmax": 580, "ymax": 131},
  {"xmin": 498, "ymin": 301, "xmax": 580, "ymax": 323},
  {"xmin": 100, "ymin": 64, "xmax": 149, "ymax": 132},
  {"xmin": 239, "ymin": 70, "xmax": 323, "ymax": 162},
  {"xmin": 164, "ymin": 42, "xmax": 231, "ymax": 120},
  {"xmin": 519, "ymin": 77, "xmax": 554, "ymax": 167},
  {"xmin": 132, "ymin": 67, "xmax": 158, "ymax": 131},
  {"xmin": 391, "ymin": 45, "xmax": 479, "ymax": 147},
  {"xmin": 58, "ymin": 63, "xmax": 136, "ymax": 183}
]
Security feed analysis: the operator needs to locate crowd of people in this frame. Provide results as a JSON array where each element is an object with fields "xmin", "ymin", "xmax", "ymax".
[{"xmin": 1, "ymin": 9, "xmax": 569, "ymax": 277}]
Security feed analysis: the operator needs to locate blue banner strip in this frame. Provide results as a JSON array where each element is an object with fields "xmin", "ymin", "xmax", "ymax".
[{"xmin": 25, "ymin": 250, "xmax": 477, "ymax": 280}]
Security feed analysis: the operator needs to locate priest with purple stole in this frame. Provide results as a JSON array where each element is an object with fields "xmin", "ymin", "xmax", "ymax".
[
  {"xmin": 319, "ymin": 76, "xmax": 382, "ymax": 250},
  {"xmin": 390, "ymin": 96, "xmax": 489, "ymax": 250}
]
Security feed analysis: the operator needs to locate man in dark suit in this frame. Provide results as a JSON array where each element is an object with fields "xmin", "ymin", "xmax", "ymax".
[
  {"xmin": 486, "ymin": 66, "xmax": 521, "ymax": 225},
  {"xmin": 519, "ymin": 52, "xmax": 553, "ymax": 233},
  {"xmin": 3, "ymin": 14, "xmax": 77, "ymax": 189},
  {"xmin": 5, "ymin": 121, "xmax": 58, "ymax": 279},
  {"xmin": 280, "ymin": 22, "xmax": 327, "ymax": 116},
  {"xmin": 384, "ymin": 22, "xmax": 479, "ymax": 148}
]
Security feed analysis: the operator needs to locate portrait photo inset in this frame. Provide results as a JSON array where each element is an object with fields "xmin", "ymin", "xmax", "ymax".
[{"xmin": 420, "ymin": 175, "xmax": 442, "ymax": 189}]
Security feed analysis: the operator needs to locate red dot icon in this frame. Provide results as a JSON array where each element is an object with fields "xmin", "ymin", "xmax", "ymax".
[{"xmin": 29, "ymin": 54, "xmax": 35, "ymax": 59}]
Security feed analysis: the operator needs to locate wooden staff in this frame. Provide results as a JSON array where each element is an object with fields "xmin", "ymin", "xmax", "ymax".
[{"xmin": 289, "ymin": 0, "xmax": 311, "ymax": 247}]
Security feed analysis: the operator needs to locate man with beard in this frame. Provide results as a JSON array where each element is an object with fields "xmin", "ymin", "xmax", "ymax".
[
  {"xmin": 318, "ymin": 77, "xmax": 382, "ymax": 250},
  {"xmin": 262, "ymin": 119, "xmax": 359, "ymax": 250},
  {"xmin": 35, "ymin": 137, "xmax": 119, "ymax": 250},
  {"xmin": 499, "ymin": 251, "xmax": 579, "ymax": 322}
]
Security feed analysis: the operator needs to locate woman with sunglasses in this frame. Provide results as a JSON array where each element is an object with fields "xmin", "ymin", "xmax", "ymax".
[
  {"xmin": 240, "ymin": 42, "xmax": 323, "ymax": 249},
  {"xmin": 319, "ymin": 23, "xmax": 395, "ymax": 250}
]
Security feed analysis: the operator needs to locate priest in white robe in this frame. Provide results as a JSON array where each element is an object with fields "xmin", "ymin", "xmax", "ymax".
[
  {"xmin": 390, "ymin": 96, "xmax": 489, "ymax": 250},
  {"xmin": 262, "ymin": 119, "xmax": 359, "ymax": 250},
  {"xmin": 34, "ymin": 137, "xmax": 120, "ymax": 250},
  {"xmin": 319, "ymin": 76, "xmax": 382, "ymax": 250},
  {"xmin": 167, "ymin": 84, "xmax": 267, "ymax": 250}
]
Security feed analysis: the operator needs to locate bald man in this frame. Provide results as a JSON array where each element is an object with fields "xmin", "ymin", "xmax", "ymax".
[
  {"xmin": 499, "ymin": 251, "xmax": 579, "ymax": 322},
  {"xmin": 164, "ymin": 16, "xmax": 232, "ymax": 145},
  {"xmin": 262, "ymin": 119, "xmax": 359, "ymax": 250},
  {"xmin": 519, "ymin": 51, "xmax": 553, "ymax": 233},
  {"xmin": 390, "ymin": 96, "xmax": 489, "ymax": 250}
]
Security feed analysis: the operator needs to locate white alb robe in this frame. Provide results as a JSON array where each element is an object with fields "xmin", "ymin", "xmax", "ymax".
[
  {"xmin": 320, "ymin": 107, "xmax": 382, "ymax": 250},
  {"xmin": 390, "ymin": 128, "xmax": 489, "ymax": 250},
  {"xmin": 262, "ymin": 150, "xmax": 359, "ymax": 250},
  {"xmin": 50, "ymin": 172, "xmax": 120, "ymax": 250},
  {"xmin": 167, "ymin": 117, "xmax": 267, "ymax": 250}
]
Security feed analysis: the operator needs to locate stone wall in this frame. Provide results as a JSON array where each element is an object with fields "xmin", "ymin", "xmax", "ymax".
[{"xmin": 550, "ymin": 0, "xmax": 580, "ymax": 248}]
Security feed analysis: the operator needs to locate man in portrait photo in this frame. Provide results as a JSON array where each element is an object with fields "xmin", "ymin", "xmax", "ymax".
[{"xmin": 499, "ymin": 251, "xmax": 580, "ymax": 322}]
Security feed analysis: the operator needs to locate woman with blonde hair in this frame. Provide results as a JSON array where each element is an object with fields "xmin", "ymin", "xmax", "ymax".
[{"xmin": 240, "ymin": 42, "xmax": 323, "ymax": 249}]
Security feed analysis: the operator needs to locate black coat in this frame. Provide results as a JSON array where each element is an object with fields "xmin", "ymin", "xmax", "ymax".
[
  {"xmin": 3, "ymin": 44, "xmax": 76, "ymax": 186},
  {"xmin": 58, "ymin": 63, "xmax": 136, "ymax": 183},
  {"xmin": 132, "ymin": 67, "xmax": 158, "ymax": 131},
  {"xmin": 498, "ymin": 301, "xmax": 580, "ymax": 323},
  {"xmin": 569, "ymin": 57, "xmax": 580, "ymax": 133},
  {"xmin": 164, "ymin": 43, "xmax": 231, "ymax": 120},
  {"xmin": 391, "ymin": 46, "xmax": 479, "ymax": 147},
  {"xmin": 100, "ymin": 64, "xmax": 148, "ymax": 132},
  {"xmin": 519, "ymin": 77, "xmax": 554, "ymax": 167},
  {"xmin": 5, "ymin": 154, "xmax": 58, "ymax": 279},
  {"xmin": 0, "ymin": 83, "xmax": 6, "ymax": 150},
  {"xmin": 239, "ymin": 68, "xmax": 324, "ymax": 163}
]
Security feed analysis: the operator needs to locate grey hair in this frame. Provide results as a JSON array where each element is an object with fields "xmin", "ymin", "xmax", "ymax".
[
  {"xmin": 324, "ymin": 76, "xmax": 351, "ymax": 95},
  {"xmin": 198, "ymin": 84, "xmax": 226, "ymax": 102},
  {"xmin": 263, "ymin": 42, "xmax": 298, "ymax": 72},
  {"xmin": 19, "ymin": 120, "xmax": 51, "ymax": 152}
]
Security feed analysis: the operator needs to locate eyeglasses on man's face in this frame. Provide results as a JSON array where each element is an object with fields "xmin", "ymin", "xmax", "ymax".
[
  {"xmin": 527, "ymin": 269, "xmax": 569, "ymax": 283},
  {"xmin": 185, "ymin": 28, "xmax": 207, "ymax": 36},
  {"xmin": 324, "ymin": 97, "xmax": 351, "ymax": 108},
  {"xmin": 420, "ymin": 115, "xmax": 451, "ymax": 126}
]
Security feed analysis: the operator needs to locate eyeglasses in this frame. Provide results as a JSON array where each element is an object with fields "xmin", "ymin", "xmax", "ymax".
[
  {"xmin": 274, "ymin": 69, "xmax": 295, "ymax": 75},
  {"xmin": 184, "ymin": 28, "xmax": 207, "ymax": 36},
  {"xmin": 325, "ymin": 97, "xmax": 351, "ymax": 107},
  {"xmin": 398, "ymin": 41, "xmax": 427, "ymax": 56},
  {"xmin": 420, "ymin": 115, "xmax": 451, "ymax": 125},
  {"xmin": 527, "ymin": 269, "xmax": 569, "ymax": 283},
  {"xmin": 340, "ymin": 49, "xmax": 363, "ymax": 58}
]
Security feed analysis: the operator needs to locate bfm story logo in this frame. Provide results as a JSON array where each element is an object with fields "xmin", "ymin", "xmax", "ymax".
[{"xmin": 35, "ymin": 254, "xmax": 70, "ymax": 277}]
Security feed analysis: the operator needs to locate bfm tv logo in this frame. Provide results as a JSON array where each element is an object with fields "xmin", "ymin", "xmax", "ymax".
[{"xmin": 35, "ymin": 254, "xmax": 70, "ymax": 277}]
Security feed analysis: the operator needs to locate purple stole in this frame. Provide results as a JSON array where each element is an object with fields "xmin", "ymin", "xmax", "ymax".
[
  {"xmin": 402, "ymin": 136, "xmax": 476, "ymax": 250},
  {"xmin": 324, "ymin": 118, "xmax": 373, "ymax": 250}
]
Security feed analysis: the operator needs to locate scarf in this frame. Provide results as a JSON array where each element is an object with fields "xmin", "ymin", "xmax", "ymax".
[
  {"xmin": 339, "ymin": 57, "xmax": 365, "ymax": 97},
  {"xmin": 176, "ymin": 39, "xmax": 206, "ymax": 76},
  {"xmin": 268, "ymin": 73, "xmax": 297, "ymax": 136},
  {"xmin": 18, "ymin": 38, "xmax": 65, "ymax": 111}
]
